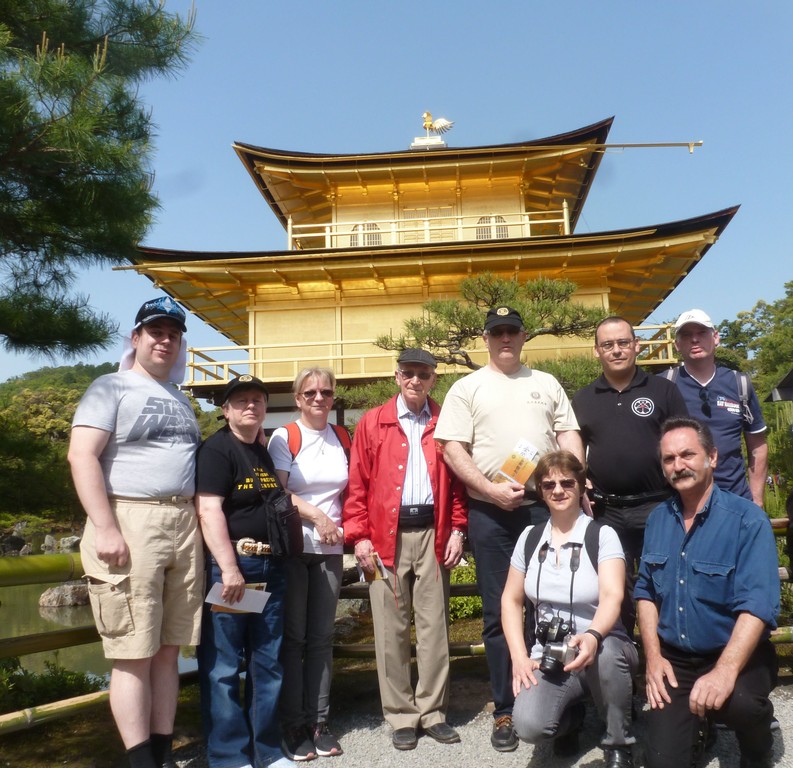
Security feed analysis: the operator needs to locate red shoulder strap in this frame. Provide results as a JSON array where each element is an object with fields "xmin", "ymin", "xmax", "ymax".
[
  {"xmin": 285, "ymin": 421, "xmax": 302, "ymax": 460},
  {"xmin": 331, "ymin": 423, "xmax": 352, "ymax": 460}
]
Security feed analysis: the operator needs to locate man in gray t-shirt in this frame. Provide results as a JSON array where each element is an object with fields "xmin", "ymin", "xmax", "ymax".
[{"xmin": 68, "ymin": 297, "xmax": 202, "ymax": 768}]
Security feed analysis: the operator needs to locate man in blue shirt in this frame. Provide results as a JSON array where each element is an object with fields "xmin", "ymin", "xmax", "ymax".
[
  {"xmin": 635, "ymin": 417, "xmax": 779, "ymax": 768},
  {"xmin": 666, "ymin": 309, "xmax": 767, "ymax": 506}
]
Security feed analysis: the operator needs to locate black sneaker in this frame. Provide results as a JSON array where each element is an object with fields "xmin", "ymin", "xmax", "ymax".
[
  {"xmin": 282, "ymin": 725, "xmax": 317, "ymax": 762},
  {"xmin": 312, "ymin": 722, "xmax": 342, "ymax": 757},
  {"xmin": 491, "ymin": 715, "xmax": 518, "ymax": 752}
]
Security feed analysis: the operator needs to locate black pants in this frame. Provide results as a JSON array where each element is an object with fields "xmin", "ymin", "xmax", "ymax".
[
  {"xmin": 644, "ymin": 639, "xmax": 777, "ymax": 768},
  {"xmin": 597, "ymin": 500, "xmax": 657, "ymax": 638},
  {"xmin": 468, "ymin": 499, "xmax": 549, "ymax": 718}
]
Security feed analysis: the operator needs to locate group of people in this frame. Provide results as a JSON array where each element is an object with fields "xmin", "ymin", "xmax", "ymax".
[{"xmin": 68, "ymin": 296, "xmax": 781, "ymax": 768}]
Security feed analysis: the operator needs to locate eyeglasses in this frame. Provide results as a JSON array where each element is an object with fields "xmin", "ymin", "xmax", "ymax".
[
  {"xmin": 486, "ymin": 326, "xmax": 522, "ymax": 337},
  {"xmin": 699, "ymin": 387, "xmax": 711, "ymax": 417},
  {"xmin": 397, "ymin": 369, "xmax": 433, "ymax": 381},
  {"xmin": 597, "ymin": 338, "xmax": 634, "ymax": 352},
  {"xmin": 300, "ymin": 389, "xmax": 334, "ymax": 400},
  {"xmin": 539, "ymin": 479, "xmax": 578, "ymax": 492}
]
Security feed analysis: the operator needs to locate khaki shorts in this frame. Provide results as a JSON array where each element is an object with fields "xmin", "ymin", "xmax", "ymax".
[{"xmin": 81, "ymin": 498, "xmax": 204, "ymax": 660}]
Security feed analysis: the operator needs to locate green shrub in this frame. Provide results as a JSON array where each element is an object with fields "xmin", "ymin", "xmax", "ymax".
[
  {"xmin": 448, "ymin": 555, "xmax": 482, "ymax": 622},
  {"xmin": 0, "ymin": 657, "xmax": 103, "ymax": 715}
]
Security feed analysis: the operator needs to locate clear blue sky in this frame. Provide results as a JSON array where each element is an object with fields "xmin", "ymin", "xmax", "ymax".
[{"xmin": 3, "ymin": 0, "xmax": 791, "ymax": 381}]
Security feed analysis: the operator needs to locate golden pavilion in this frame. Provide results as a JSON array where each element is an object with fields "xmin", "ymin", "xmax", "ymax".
[{"xmin": 127, "ymin": 116, "xmax": 737, "ymax": 406}]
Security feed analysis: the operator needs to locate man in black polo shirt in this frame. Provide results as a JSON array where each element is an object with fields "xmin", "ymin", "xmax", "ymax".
[{"xmin": 572, "ymin": 316, "xmax": 688, "ymax": 636}]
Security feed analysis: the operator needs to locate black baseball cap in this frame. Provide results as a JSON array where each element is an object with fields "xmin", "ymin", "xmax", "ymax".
[
  {"xmin": 222, "ymin": 375, "xmax": 270, "ymax": 403},
  {"xmin": 484, "ymin": 306, "xmax": 524, "ymax": 332},
  {"xmin": 134, "ymin": 296, "xmax": 187, "ymax": 333},
  {"xmin": 397, "ymin": 348, "xmax": 437, "ymax": 368}
]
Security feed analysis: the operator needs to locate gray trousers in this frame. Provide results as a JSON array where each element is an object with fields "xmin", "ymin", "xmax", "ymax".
[
  {"xmin": 279, "ymin": 553, "xmax": 343, "ymax": 727},
  {"xmin": 513, "ymin": 634, "xmax": 638, "ymax": 747}
]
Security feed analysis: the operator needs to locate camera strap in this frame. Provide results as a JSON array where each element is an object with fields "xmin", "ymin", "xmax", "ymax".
[{"xmin": 532, "ymin": 537, "xmax": 580, "ymax": 635}]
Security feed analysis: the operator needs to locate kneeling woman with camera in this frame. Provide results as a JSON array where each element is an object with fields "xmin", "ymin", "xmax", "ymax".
[{"xmin": 501, "ymin": 451, "xmax": 638, "ymax": 768}]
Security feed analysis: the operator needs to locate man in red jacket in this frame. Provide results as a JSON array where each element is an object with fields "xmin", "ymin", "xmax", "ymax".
[{"xmin": 343, "ymin": 348, "xmax": 468, "ymax": 751}]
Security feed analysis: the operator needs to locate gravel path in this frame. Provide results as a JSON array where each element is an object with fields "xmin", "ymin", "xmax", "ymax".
[{"xmin": 172, "ymin": 659, "xmax": 791, "ymax": 768}]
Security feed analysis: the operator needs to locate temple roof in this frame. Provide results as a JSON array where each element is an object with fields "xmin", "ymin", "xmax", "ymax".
[
  {"xmin": 131, "ymin": 206, "xmax": 738, "ymax": 345},
  {"xmin": 233, "ymin": 117, "xmax": 614, "ymax": 236}
]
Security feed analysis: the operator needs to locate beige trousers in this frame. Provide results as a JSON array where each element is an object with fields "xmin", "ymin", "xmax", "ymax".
[{"xmin": 369, "ymin": 527, "xmax": 451, "ymax": 731}]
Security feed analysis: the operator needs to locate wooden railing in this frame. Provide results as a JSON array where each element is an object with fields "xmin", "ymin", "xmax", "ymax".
[
  {"xmin": 286, "ymin": 205, "xmax": 572, "ymax": 250},
  {"xmin": 185, "ymin": 325, "xmax": 679, "ymax": 389}
]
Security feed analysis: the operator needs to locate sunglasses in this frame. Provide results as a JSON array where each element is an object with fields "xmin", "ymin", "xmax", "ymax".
[
  {"xmin": 398, "ymin": 369, "xmax": 433, "ymax": 381},
  {"xmin": 300, "ymin": 389, "xmax": 334, "ymax": 399},
  {"xmin": 699, "ymin": 387, "xmax": 711, "ymax": 417},
  {"xmin": 539, "ymin": 478, "xmax": 578, "ymax": 492}
]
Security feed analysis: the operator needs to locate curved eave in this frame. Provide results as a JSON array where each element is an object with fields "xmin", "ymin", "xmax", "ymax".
[
  {"xmin": 132, "ymin": 205, "xmax": 738, "ymax": 344},
  {"xmin": 233, "ymin": 117, "xmax": 613, "ymax": 234}
]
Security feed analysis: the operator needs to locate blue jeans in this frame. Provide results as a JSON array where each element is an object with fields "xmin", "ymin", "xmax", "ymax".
[
  {"xmin": 280, "ymin": 553, "xmax": 342, "ymax": 727},
  {"xmin": 468, "ymin": 499, "xmax": 549, "ymax": 718},
  {"xmin": 198, "ymin": 554, "xmax": 287, "ymax": 768}
]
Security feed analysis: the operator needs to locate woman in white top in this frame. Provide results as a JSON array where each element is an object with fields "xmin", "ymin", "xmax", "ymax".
[
  {"xmin": 268, "ymin": 367, "xmax": 349, "ymax": 761},
  {"xmin": 501, "ymin": 451, "xmax": 638, "ymax": 768}
]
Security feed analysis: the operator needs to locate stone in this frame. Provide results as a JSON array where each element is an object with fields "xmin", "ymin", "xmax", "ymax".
[
  {"xmin": 58, "ymin": 535, "xmax": 81, "ymax": 551},
  {"xmin": 39, "ymin": 582, "xmax": 89, "ymax": 607}
]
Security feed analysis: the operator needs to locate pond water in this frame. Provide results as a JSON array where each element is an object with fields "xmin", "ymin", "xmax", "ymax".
[{"xmin": 0, "ymin": 581, "xmax": 197, "ymax": 683}]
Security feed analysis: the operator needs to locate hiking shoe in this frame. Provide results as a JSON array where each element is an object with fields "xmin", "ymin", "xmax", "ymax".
[
  {"xmin": 490, "ymin": 715, "xmax": 518, "ymax": 752},
  {"xmin": 281, "ymin": 725, "xmax": 317, "ymax": 761},
  {"xmin": 312, "ymin": 722, "xmax": 342, "ymax": 757}
]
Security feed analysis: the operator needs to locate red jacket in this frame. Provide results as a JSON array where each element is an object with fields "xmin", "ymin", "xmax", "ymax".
[{"xmin": 343, "ymin": 395, "xmax": 468, "ymax": 569}]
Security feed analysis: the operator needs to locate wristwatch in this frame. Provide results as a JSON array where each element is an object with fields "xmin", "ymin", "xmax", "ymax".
[{"xmin": 451, "ymin": 529, "xmax": 466, "ymax": 542}]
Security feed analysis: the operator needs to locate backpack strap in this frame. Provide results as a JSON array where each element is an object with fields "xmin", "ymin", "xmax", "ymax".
[
  {"xmin": 523, "ymin": 518, "xmax": 601, "ymax": 572},
  {"xmin": 330, "ymin": 423, "xmax": 352, "ymax": 462},
  {"xmin": 284, "ymin": 421, "xmax": 302, "ymax": 460},
  {"xmin": 660, "ymin": 366, "xmax": 679, "ymax": 384},
  {"xmin": 523, "ymin": 523, "xmax": 546, "ymax": 569},
  {"xmin": 283, "ymin": 421, "xmax": 351, "ymax": 463},
  {"xmin": 583, "ymin": 520, "xmax": 601, "ymax": 573},
  {"xmin": 734, "ymin": 371, "xmax": 754, "ymax": 426}
]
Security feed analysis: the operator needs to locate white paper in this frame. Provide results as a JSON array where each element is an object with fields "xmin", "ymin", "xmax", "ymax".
[{"xmin": 205, "ymin": 582, "xmax": 270, "ymax": 613}]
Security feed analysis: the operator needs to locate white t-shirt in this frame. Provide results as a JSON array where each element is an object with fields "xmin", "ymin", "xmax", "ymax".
[
  {"xmin": 510, "ymin": 512, "xmax": 627, "ymax": 658},
  {"xmin": 72, "ymin": 370, "xmax": 200, "ymax": 498},
  {"xmin": 268, "ymin": 421, "xmax": 349, "ymax": 555},
  {"xmin": 435, "ymin": 365, "xmax": 579, "ymax": 500}
]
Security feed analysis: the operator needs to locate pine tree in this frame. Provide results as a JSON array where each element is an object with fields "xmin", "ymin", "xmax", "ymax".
[{"xmin": 0, "ymin": 0, "xmax": 197, "ymax": 355}]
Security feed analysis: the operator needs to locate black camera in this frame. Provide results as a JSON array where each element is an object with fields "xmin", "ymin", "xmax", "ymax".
[
  {"xmin": 536, "ymin": 616, "xmax": 578, "ymax": 675},
  {"xmin": 536, "ymin": 615, "xmax": 572, "ymax": 645}
]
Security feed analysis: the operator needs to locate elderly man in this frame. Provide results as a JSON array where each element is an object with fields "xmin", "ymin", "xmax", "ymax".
[
  {"xmin": 572, "ymin": 316, "xmax": 688, "ymax": 636},
  {"xmin": 663, "ymin": 309, "xmax": 768, "ymax": 506},
  {"xmin": 343, "ymin": 348, "xmax": 468, "ymax": 751},
  {"xmin": 435, "ymin": 306, "xmax": 584, "ymax": 753},
  {"xmin": 69, "ymin": 297, "xmax": 203, "ymax": 768},
  {"xmin": 635, "ymin": 417, "xmax": 779, "ymax": 768}
]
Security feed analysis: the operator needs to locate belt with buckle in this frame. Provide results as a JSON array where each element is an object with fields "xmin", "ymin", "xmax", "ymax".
[
  {"xmin": 590, "ymin": 489, "xmax": 671, "ymax": 508},
  {"xmin": 233, "ymin": 538, "xmax": 272, "ymax": 556},
  {"xmin": 111, "ymin": 495, "xmax": 193, "ymax": 505}
]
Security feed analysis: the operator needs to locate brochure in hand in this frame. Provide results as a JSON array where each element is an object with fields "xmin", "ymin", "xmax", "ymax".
[{"xmin": 493, "ymin": 439, "xmax": 540, "ymax": 485}]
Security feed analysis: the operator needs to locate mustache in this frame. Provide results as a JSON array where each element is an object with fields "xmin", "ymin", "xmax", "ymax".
[{"xmin": 671, "ymin": 469, "xmax": 696, "ymax": 482}]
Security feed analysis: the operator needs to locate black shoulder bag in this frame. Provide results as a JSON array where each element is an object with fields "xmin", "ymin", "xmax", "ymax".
[{"xmin": 230, "ymin": 435, "xmax": 303, "ymax": 557}]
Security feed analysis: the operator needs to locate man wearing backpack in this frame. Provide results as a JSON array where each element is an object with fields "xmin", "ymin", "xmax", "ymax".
[
  {"xmin": 663, "ymin": 309, "xmax": 768, "ymax": 506},
  {"xmin": 343, "ymin": 348, "xmax": 468, "ymax": 751}
]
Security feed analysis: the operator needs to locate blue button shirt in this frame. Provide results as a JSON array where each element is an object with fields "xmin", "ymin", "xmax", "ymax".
[{"xmin": 634, "ymin": 484, "xmax": 779, "ymax": 654}]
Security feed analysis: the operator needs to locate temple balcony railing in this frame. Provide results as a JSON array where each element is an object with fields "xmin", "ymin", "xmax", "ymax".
[
  {"xmin": 185, "ymin": 324, "xmax": 678, "ymax": 392},
  {"xmin": 286, "ymin": 203, "xmax": 571, "ymax": 250}
]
